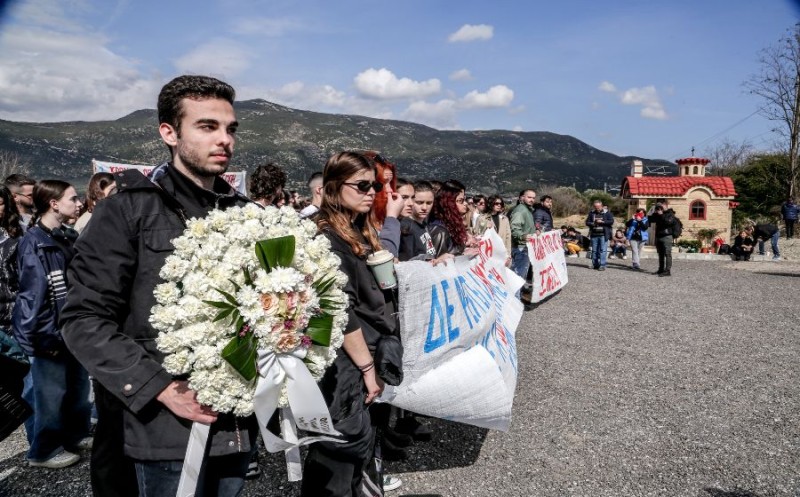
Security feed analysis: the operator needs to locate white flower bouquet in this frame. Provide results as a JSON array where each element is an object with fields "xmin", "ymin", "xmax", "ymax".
[{"xmin": 150, "ymin": 203, "xmax": 348, "ymax": 417}]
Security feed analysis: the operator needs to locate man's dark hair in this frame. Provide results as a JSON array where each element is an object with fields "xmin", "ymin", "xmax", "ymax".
[
  {"xmin": 541, "ymin": 195, "xmax": 552, "ymax": 202},
  {"xmin": 5, "ymin": 173, "xmax": 36, "ymax": 191},
  {"xmin": 307, "ymin": 171, "xmax": 323, "ymax": 187},
  {"xmin": 157, "ymin": 75, "xmax": 236, "ymax": 131},
  {"xmin": 249, "ymin": 163, "xmax": 287, "ymax": 202}
]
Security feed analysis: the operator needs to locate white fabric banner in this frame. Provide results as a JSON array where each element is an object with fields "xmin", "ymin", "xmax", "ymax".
[
  {"xmin": 527, "ymin": 230, "xmax": 568, "ymax": 302},
  {"xmin": 92, "ymin": 159, "xmax": 247, "ymax": 194},
  {"xmin": 382, "ymin": 229, "xmax": 524, "ymax": 431}
]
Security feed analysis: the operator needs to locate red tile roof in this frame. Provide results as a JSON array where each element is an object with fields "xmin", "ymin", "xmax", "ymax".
[{"xmin": 622, "ymin": 176, "xmax": 737, "ymax": 198}]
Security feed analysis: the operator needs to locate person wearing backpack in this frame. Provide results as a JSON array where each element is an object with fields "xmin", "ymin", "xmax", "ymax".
[{"xmin": 648, "ymin": 199, "xmax": 680, "ymax": 277}]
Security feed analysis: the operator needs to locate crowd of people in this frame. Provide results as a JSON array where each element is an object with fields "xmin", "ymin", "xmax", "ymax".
[{"xmin": 0, "ymin": 74, "xmax": 793, "ymax": 497}]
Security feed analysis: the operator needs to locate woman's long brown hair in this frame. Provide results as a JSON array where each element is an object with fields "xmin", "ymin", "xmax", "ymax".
[{"xmin": 316, "ymin": 152, "xmax": 382, "ymax": 257}]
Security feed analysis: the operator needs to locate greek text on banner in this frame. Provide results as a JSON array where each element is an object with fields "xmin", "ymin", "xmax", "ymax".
[
  {"xmin": 527, "ymin": 229, "xmax": 568, "ymax": 302},
  {"xmin": 381, "ymin": 229, "xmax": 524, "ymax": 431}
]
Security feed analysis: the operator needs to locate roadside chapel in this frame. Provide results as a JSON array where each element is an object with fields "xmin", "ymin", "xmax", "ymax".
[{"xmin": 620, "ymin": 157, "xmax": 738, "ymax": 243}]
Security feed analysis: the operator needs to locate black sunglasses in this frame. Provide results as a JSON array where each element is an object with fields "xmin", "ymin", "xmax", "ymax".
[{"xmin": 344, "ymin": 181, "xmax": 383, "ymax": 193}]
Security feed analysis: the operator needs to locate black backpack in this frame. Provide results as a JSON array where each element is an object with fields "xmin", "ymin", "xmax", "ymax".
[{"xmin": 671, "ymin": 216, "xmax": 683, "ymax": 238}]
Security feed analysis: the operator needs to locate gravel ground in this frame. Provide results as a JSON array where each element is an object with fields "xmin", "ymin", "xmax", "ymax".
[{"xmin": 2, "ymin": 256, "xmax": 799, "ymax": 496}]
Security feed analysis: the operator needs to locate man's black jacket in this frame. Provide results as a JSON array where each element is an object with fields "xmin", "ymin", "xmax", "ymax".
[{"xmin": 60, "ymin": 163, "xmax": 257, "ymax": 460}]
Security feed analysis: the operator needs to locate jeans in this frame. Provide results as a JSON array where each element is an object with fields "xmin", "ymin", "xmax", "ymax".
[
  {"xmin": 511, "ymin": 245, "xmax": 530, "ymax": 298},
  {"xmin": 612, "ymin": 246, "xmax": 627, "ymax": 257},
  {"xmin": 656, "ymin": 235, "xmax": 673, "ymax": 272},
  {"xmin": 758, "ymin": 231, "xmax": 780, "ymax": 257},
  {"xmin": 630, "ymin": 240, "xmax": 644, "ymax": 267},
  {"xmin": 23, "ymin": 352, "xmax": 91, "ymax": 461},
  {"xmin": 590, "ymin": 236, "xmax": 608, "ymax": 268},
  {"xmin": 786, "ymin": 219, "xmax": 795, "ymax": 238},
  {"xmin": 135, "ymin": 452, "xmax": 251, "ymax": 497}
]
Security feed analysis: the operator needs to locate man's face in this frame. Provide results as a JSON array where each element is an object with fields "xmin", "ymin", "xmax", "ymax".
[
  {"xmin": 161, "ymin": 98, "xmax": 238, "ymax": 180},
  {"xmin": 594, "ymin": 202, "xmax": 603, "ymax": 211},
  {"xmin": 13, "ymin": 184, "xmax": 33, "ymax": 209},
  {"xmin": 522, "ymin": 191, "xmax": 536, "ymax": 206},
  {"xmin": 543, "ymin": 198, "xmax": 553, "ymax": 209}
]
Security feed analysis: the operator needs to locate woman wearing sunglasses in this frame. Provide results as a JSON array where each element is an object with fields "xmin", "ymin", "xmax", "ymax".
[
  {"xmin": 303, "ymin": 151, "xmax": 400, "ymax": 496},
  {"xmin": 475, "ymin": 195, "xmax": 512, "ymax": 261}
]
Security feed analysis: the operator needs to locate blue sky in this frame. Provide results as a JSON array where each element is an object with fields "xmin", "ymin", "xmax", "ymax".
[{"xmin": 0, "ymin": 0, "xmax": 797, "ymax": 160}]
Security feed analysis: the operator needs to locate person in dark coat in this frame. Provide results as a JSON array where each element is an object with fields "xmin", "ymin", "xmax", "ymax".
[
  {"xmin": 747, "ymin": 223, "xmax": 781, "ymax": 260},
  {"xmin": 781, "ymin": 197, "xmax": 799, "ymax": 238},
  {"xmin": 647, "ymin": 199, "xmax": 679, "ymax": 276},
  {"xmin": 60, "ymin": 76, "xmax": 257, "ymax": 497},
  {"xmin": 0, "ymin": 185, "xmax": 26, "ymax": 438},
  {"xmin": 532, "ymin": 195, "xmax": 554, "ymax": 232},
  {"xmin": 304, "ymin": 151, "xmax": 399, "ymax": 496},
  {"xmin": 731, "ymin": 230, "xmax": 755, "ymax": 261},
  {"xmin": 14, "ymin": 180, "xmax": 90, "ymax": 469},
  {"xmin": 585, "ymin": 200, "xmax": 614, "ymax": 270}
]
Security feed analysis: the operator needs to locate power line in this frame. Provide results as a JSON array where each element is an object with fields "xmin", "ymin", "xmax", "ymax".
[{"xmin": 664, "ymin": 109, "xmax": 761, "ymax": 160}]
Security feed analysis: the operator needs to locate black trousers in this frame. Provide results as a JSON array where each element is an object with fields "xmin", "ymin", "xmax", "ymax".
[
  {"xmin": 92, "ymin": 382, "xmax": 139, "ymax": 497},
  {"xmin": 786, "ymin": 219, "xmax": 796, "ymax": 238},
  {"xmin": 656, "ymin": 235, "xmax": 673, "ymax": 272},
  {"xmin": 301, "ymin": 352, "xmax": 381, "ymax": 497}
]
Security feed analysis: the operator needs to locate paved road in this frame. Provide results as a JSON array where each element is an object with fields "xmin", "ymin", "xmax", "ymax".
[{"xmin": 2, "ymin": 256, "xmax": 799, "ymax": 496}]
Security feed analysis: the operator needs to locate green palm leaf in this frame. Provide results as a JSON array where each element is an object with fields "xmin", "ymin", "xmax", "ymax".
[
  {"xmin": 306, "ymin": 313, "xmax": 333, "ymax": 346},
  {"xmin": 222, "ymin": 333, "xmax": 259, "ymax": 382},
  {"xmin": 255, "ymin": 236, "xmax": 296, "ymax": 272}
]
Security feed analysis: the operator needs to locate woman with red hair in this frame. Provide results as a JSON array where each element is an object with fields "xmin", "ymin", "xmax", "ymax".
[
  {"xmin": 428, "ymin": 180, "xmax": 470, "ymax": 257},
  {"xmin": 362, "ymin": 152, "xmax": 397, "ymax": 227}
]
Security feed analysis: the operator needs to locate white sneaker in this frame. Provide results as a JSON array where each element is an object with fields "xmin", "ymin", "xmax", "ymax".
[
  {"xmin": 622, "ymin": 255, "xmax": 627, "ymax": 260},
  {"xmin": 28, "ymin": 451, "xmax": 80, "ymax": 469},
  {"xmin": 383, "ymin": 475, "xmax": 403, "ymax": 491}
]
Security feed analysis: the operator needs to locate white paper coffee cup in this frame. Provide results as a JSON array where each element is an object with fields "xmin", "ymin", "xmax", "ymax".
[{"xmin": 366, "ymin": 250, "xmax": 397, "ymax": 289}]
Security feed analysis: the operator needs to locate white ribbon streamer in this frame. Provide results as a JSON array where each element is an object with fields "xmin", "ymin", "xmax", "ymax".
[
  {"xmin": 176, "ymin": 422, "xmax": 209, "ymax": 497},
  {"xmin": 175, "ymin": 348, "xmax": 342, "ymax": 495},
  {"xmin": 253, "ymin": 348, "xmax": 343, "ymax": 481}
]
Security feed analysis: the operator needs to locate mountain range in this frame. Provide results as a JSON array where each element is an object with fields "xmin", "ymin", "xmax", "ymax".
[{"xmin": 0, "ymin": 99, "xmax": 674, "ymax": 194}]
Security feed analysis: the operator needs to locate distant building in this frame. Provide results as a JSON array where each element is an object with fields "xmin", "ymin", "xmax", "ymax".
[{"xmin": 621, "ymin": 158, "xmax": 738, "ymax": 243}]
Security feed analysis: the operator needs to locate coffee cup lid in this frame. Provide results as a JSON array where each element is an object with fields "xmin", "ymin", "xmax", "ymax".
[{"xmin": 367, "ymin": 250, "xmax": 393, "ymax": 265}]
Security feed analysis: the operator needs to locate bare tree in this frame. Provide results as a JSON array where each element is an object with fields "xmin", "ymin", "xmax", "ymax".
[
  {"xmin": 746, "ymin": 23, "xmax": 800, "ymax": 197},
  {"xmin": 702, "ymin": 138, "xmax": 753, "ymax": 176},
  {"xmin": 0, "ymin": 150, "xmax": 32, "ymax": 180}
]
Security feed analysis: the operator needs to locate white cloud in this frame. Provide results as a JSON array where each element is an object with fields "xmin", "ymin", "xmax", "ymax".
[
  {"xmin": 461, "ymin": 85, "xmax": 514, "ymax": 108},
  {"xmin": 598, "ymin": 81, "xmax": 617, "ymax": 92},
  {"xmin": 402, "ymin": 99, "xmax": 458, "ymax": 129},
  {"xmin": 619, "ymin": 85, "xmax": 668, "ymax": 120},
  {"xmin": 449, "ymin": 69, "xmax": 473, "ymax": 81},
  {"xmin": 354, "ymin": 68, "xmax": 441, "ymax": 100},
  {"xmin": 448, "ymin": 24, "xmax": 494, "ymax": 43},
  {"xmin": 513, "ymin": 125, "xmax": 524, "ymax": 132},
  {"xmin": 0, "ymin": 24, "xmax": 160, "ymax": 122},
  {"xmin": 174, "ymin": 39, "xmax": 252, "ymax": 78}
]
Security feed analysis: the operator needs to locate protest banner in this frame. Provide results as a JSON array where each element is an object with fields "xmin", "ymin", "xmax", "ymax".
[
  {"xmin": 527, "ymin": 229, "xmax": 568, "ymax": 302},
  {"xmin": 381, "ymin": 229, "xmax": 524, "ymax": 431},
  {"xmin": 92, "ymin": 159, "xmax": 247, "ymax": 194}
]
